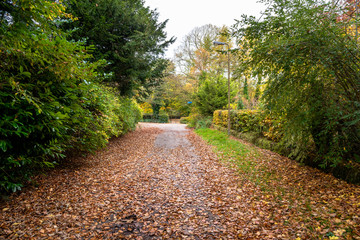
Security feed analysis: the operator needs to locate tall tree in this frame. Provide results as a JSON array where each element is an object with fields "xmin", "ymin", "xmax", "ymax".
[
  {"xmin": 62, "ymin": 0, "xmax": 175, "ymax": 96},
  {"xmin": 234, "ymin": 0, "xmax": 360, "ymax": 166},
  {"xmin": 174, "ymin": 24, "xmax": 220, "ymax": 76}
]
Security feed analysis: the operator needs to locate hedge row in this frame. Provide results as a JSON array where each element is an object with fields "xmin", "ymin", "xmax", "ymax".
[
  {"xmin": 141, "ymin": 113, "xmax": 169, "ymax": 123},
  {"xmin": 0, "ymin": 0, "xmax": 144, "ymax": 193},
  {"xmin": 1, "ymin": 82, "xmax": 142, "ymax": 192},
  {"xmin": 213, "ymin": 110, "xmax": 360, "ymax": 184},
  {"xmin": 213, "ymin": 110, "xmax": 283, "ymax": 142}
]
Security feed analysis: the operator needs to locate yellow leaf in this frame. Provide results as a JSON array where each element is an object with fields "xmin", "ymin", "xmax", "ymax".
[{"xmin": 334, "ymin": 229, "xmax": 346, "ymax": 236}]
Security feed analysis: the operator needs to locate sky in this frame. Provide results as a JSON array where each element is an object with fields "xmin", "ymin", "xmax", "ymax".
[{"xmin": 144, "ymin": 0, "xmax": 267, "ymax": 59}]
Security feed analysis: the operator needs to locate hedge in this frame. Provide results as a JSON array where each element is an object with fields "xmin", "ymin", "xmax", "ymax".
[
  {"xmin": 213, "ymin": 110, "xmax": 282, "ymax": 142},
  {"xmin": 141, "ymin": 113, "xmax": 169, "ymax": 123},
  {"xmin": 213, "ymin": 110, "xmax": 360, "ymax": 184}
]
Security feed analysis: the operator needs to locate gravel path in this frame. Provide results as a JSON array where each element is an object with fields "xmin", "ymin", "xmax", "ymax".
[
  {"xmin": 125, "ymin": 123, "xmax": 248, "ymax": 239},
  {"xmin": 1, "ymin": 123, "xmax": 251, "ymax": 239}
]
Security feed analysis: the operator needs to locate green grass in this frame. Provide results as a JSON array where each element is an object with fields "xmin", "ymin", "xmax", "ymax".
[
  {"xmin": 195, "ymin": 128, "xmax": 281, "ymax": 192},
  {"xmin": 195, "ymin": 128, "xmax": 258, "ymax": 175}
]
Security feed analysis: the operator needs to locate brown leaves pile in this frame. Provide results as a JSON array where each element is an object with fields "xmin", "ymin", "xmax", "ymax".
[{"xmin": 0, "ymin": 123, "xmax": 359, "ymax": 239}]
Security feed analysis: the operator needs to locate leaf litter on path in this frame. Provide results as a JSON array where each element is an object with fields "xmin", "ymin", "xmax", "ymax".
[{"xmin": 0, "ymin": 123, "xmax": 359, "ymax": 239}]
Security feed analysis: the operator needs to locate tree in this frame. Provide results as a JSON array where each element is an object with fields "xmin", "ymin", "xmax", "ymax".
[
  {"xmin": 0, "ymin": 0, "xmax": 141, "ymax": 192},
  {"xmin": 161, "ymin": 66, "xmax": 194, "ymax": 117},
  {"xmin": 234, "ymin": 0, "xmax": 360, "ymax": 167},
  {"xmin": 174, "ymin": 24, "xmax": 221, "ymax": 76},
  {"xmin": 140, "ymin": 62, "xmax": 194, "ymax": 117},
  {"xmin": 62, "ymin": 0, "xmax": 175, "ymax": 96},
  {"xmin": 195, "ymin": 76, "xmax": 233, "ymax": 116}
]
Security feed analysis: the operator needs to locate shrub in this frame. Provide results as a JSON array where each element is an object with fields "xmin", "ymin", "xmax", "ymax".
[
  {"xmin": 141, "ymin": 113, "xmax": 169, "ymax": 123},
  {"xmin": 213, "ymin": 110, "xmax": 283, "ymax": 142},
  {"xmin": 187, "ymin": 113, "xmax": 203, "ymax": 128},
  {"xmin": 139, "ymin": 102, "xmax": 153, "ymax": 114},
  {"xmin": 195, "ymin": 76, "xmax": 234, "ymax": 116},
  {"xmin": 185, "ymin": 113, "xmax": 213, "ymax": 129},
  {"xmin": 0, "ymin": 0, "xmax": 142, "ymax": 193},
  {"xmin": 195, "ymin": 117, "xmax": 213, "ymax": 129},
  {"xmin": 180, "ymin": 117, "xmax": 190, "ymax": 124},
  {"xmin": 158, "ymin": 113, "xmax": 170, "ymax": 123}
]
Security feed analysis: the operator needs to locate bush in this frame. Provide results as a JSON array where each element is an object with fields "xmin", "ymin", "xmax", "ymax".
[
  {"xmin": 158, "ymin": 113, "xmax": 170, "ymax": 123},
  {"xmin": 0, "ymin": 1, "xmax": 142, "ymax": 193},
  {"xmin": 185, "ymin": 113, "xmax": 212, "ymax": 129},
  {"xmin": 141, "ymin": 113, "xmax": 169, "ymax": 123},
  {"xmin": 187, "ymin": 113, "xmax": 202, "ymax": 128},
  {"xmin": 195, "ymin": 117, "xmax": 213, "ymax": 129},
  {"xmin": 180, "ymin": 117, "xmax": 189, "ymax": 124},
  {"xmin": 213, "ymin": 110, "xmax": 283, "ymax": 142},
  {"xmin": 195, "ymin": 76, "xmax": 234, "ymax": 116}
]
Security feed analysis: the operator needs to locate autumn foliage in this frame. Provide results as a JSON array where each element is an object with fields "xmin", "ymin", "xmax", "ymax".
[{"xmin": 0, "ymin": 0, "xmax": 143, "ymax": 192}]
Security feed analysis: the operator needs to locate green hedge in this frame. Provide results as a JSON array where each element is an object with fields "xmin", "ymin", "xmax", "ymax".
[
  {"xmin": 213, "ymin": 110, "xmax": 283, "ymax": 142},
  {"xmin": 180, "ymin": 117, "xmax": 189, "ymax": 124},
  {"xmin": 141, "ymin": 113, "xmax": 169, "ymax": 123},
  {"xmin": 213, "ymin": 110, "xmax": 360, "ymax": 184},
  {"xmin": 0, "ymin": 3, "xmax": 142, "ymax": 193}
]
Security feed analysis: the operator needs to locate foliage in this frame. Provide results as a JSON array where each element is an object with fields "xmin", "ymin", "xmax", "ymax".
[
  {"xmin": 174, "ymin": 24, "xmax": 221, "ymax": 75},
  {"xmin": 195, "ymin": 76, "xmax": 232, "ymax": 116},
  {"xmin": 213, "ymin": 110, "xmax": 270, "ymax": 135},
  {"xmin": 186, "ymin": 113, "xmax": 202, "ymax": 128},
  {"xmin": 162, "ymin": 67, "xmax": 194, "ymax": 117},
  {"xmin": 185, "ymin": 112, "xmax": 213, "ymax": 129},
  {"xmin": 195, "ymin": 117, "xmax": 213, "ymax": 129},
  {"xmin": 62, "ymin": 0, "xmax": 175, "ymax": 96},
  {"xmin": 139, "ymin": 102, "xmax": 153, "ymax": 114},
  {"xmin": 179, "ymin": 117, "xmax": 190, "ymax": 124},
  {"xmin": 0, "ymin": 0, "xmax": 141, "ymax": 192},
  {"xmin": 142, "ymin": 63, "xmax": 193, "ymax": 118},
  {"xmin": 233, "ymin": 0, "xmax": 360, "ymax": 168},
  {"xmin": 141, "ymin": 113, "xmax": 169, "ymax": 123}
]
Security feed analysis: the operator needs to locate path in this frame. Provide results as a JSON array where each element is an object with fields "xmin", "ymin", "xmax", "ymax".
[
  {"xmin": 1, "ymin": 123, "xmax": 250, "ymax": 239},
  {"xmin": 1, "ymin": 123, "xmax": 359, "ymax": 239}
]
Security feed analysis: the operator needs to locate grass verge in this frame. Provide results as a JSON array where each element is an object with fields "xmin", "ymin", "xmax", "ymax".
[
  {"xmin": 195, "ymin": 128, "xmax": 273, "ymax": 186},
  {"xmin": 195, "ymin": 128, "xmax": 360, "ymax": 239}
]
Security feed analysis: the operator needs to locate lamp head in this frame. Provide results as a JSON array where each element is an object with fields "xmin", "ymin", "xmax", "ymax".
[{"xmin": 213, "ymin": 41, "xmax": 226, "ymax": 46}]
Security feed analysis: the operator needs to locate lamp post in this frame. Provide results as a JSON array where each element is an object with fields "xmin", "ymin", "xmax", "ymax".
[{"xmin": 213, "ymin": 41, "xmax": 231, "ymax": 136}]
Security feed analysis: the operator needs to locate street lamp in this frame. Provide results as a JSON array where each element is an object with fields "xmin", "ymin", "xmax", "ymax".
[{"xmin": 213, "ymin": 41, "xmax": 231, "ymax": 136}]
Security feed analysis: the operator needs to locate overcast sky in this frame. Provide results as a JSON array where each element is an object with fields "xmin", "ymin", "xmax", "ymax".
[{"xmin": 144, "ymin": 0, "xmax": 267, "ymax": 59}]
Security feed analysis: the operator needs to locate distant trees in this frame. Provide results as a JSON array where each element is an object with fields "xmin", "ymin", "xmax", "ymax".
[
  {"xmin": 171, "ymin": 24, "xmax": 240, "ymax": 117},
  {"xmin": 174, "ymin": 24, "xmax": 220, "ymax": 75}
]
